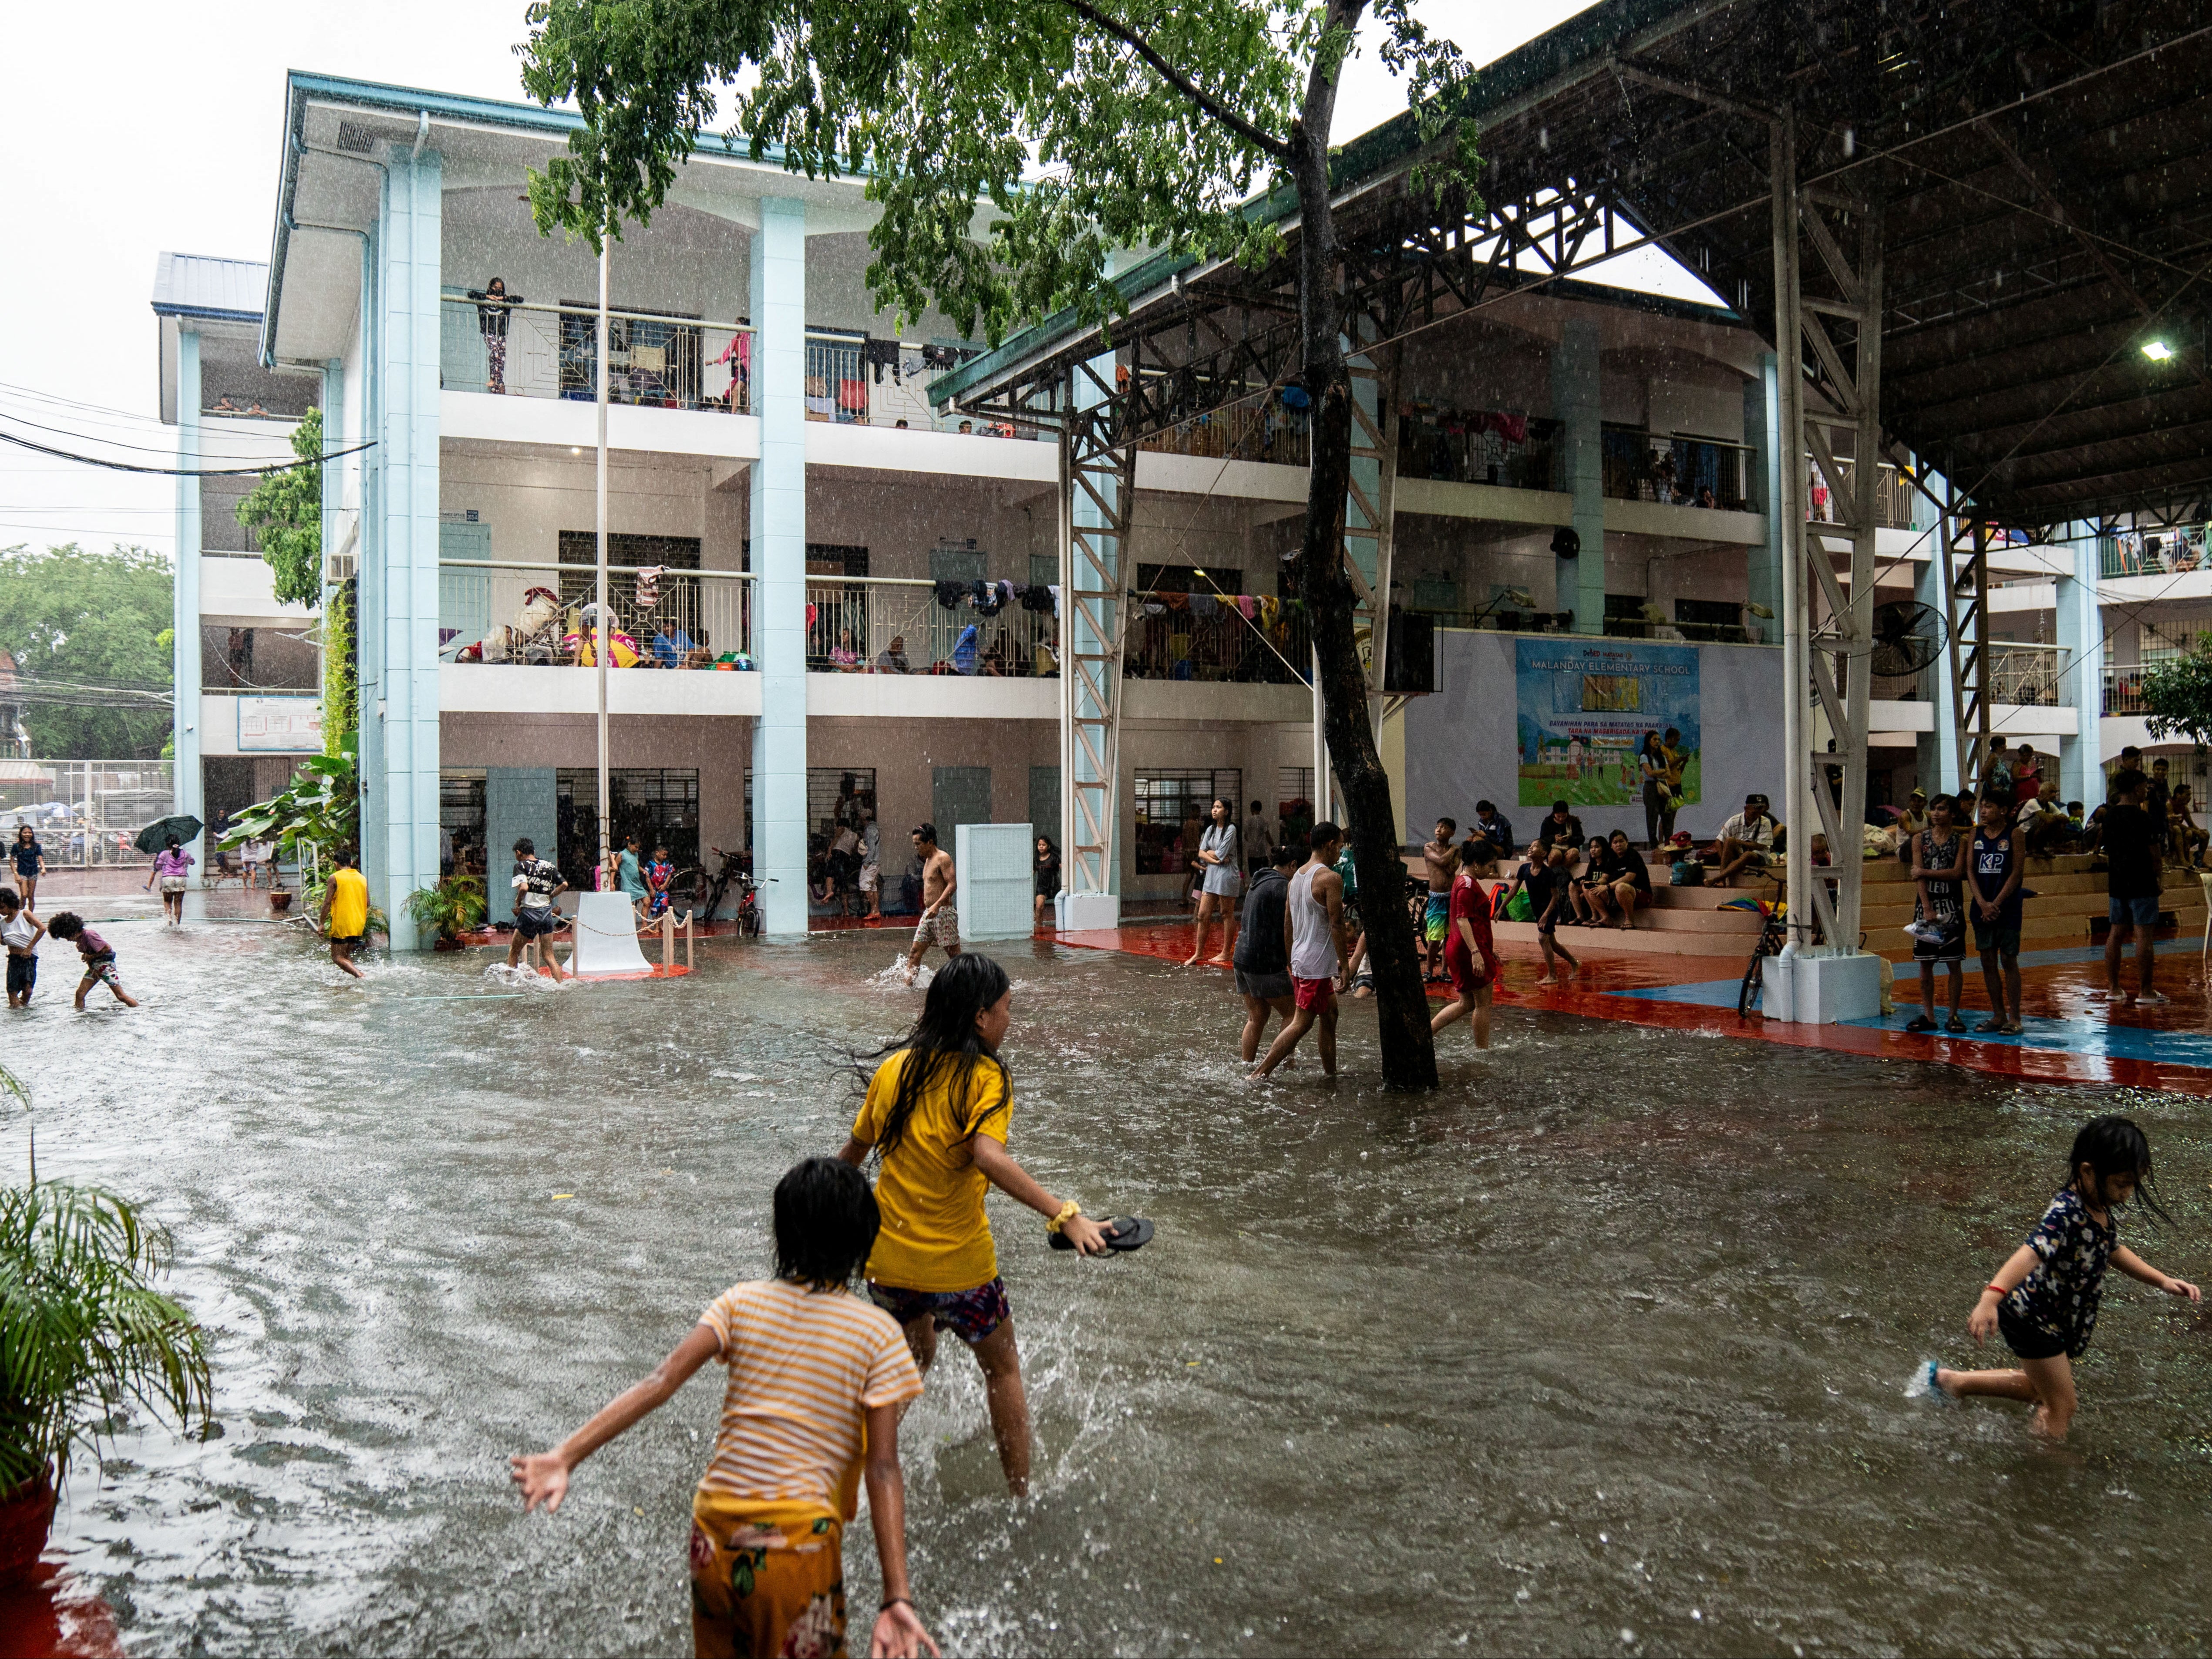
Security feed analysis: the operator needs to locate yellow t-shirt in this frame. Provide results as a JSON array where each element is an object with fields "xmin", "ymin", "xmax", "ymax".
[
  {"xmin": 327, "ymin": 867, "xmax": 369, "ymax": 937},
  {"xmin": 852, "ymin": 1048, "xmax": 1012, "ymax": 1292}
]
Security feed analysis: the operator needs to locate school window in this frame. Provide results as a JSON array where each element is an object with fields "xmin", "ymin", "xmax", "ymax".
[
  {"xmin": 555, "ymin": 768, "xmax": 700, "ymax": 887},
  {"xmin": 742, "ymin": 768, "xmax": 878, "ymax": 853},
  {"xmin": 439, "ymin": 770, "xmax": 486, "ymax": 875},
  {"xmin": 1132, "ymin": 769, "xmax": 1241, "ymax": 876},
  {"xmin": 1276, "ymin": 766, "xmax": 1316, "ymax": 851}
]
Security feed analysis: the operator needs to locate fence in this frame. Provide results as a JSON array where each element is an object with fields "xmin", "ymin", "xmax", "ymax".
[
  {"xmin": 438, "ymin": 562, "xmax": 754, "ymax": 666},
  {"xmin": 1136, "ymin": 404, "xmax": 1313, "ymax": 468},
  {"xmin": 2101, "ymin": 528, "xmax": 2209, "ymax": 578},
  {"xmin": 441, "ymin": 295, "xmax": 752, "ymax": 414},
  {"xmin": 1987, "ymin": 643, "xmax": 2068, "ymax": 707},
  {"xmin": 2104, "ymin": 671, "xmax": 2150, "ymax": 716},
  {"xmin": 0, "ymin": 760, "xmax": 175, "ymax": 868},
  {"xmin": 806, "ymin": 579, "xmax": 1058, "ymax": 675}
]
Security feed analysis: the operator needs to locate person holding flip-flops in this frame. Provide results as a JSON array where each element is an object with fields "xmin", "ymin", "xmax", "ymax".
[{"xmin": 839, "ymin": 952, "xmax": 1147, "ymax": 1496}]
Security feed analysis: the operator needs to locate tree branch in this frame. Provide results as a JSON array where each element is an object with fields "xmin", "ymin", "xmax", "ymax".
[{"xmin": 1056, "ymin": 0, "xmax": 1296, "ymax": 163}]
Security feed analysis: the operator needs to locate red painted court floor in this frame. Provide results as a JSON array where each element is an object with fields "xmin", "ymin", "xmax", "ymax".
[{"xmin": 1049, "ymin": 919, "xmax": 2212, "ymax": 1097}]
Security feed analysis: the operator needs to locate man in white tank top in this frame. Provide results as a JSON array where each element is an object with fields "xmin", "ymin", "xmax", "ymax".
[{"xmin": 1249, "ymin": 822, "xmax": 1350, "ymax": 1080}]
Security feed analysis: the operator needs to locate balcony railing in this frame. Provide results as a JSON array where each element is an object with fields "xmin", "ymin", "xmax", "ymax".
[
  {"xmin": 1135, "ymin": 403, "xmax": 1313, "ymax": 468},
  {"xmin": 2104, "ymin": 670, "xmax": 2151, "ymax": 716},
  {"xmin": 1806, "ymin": 459, "xmax": 1919, "ymax": 531},
  {"xmin": 1988, "ymin": 642, "xmax": 2068, "ymax": 707},
  {"xmin": 1603, "ymin": 426, "xmax": 1752, "ymax": 510},
  {"xmin": 806, "ymin": 579, "xmax": 1056, "ymax": 675},
  {"xmin": 441, "ymin": 294, "xmax": 753, "ymax": 413},
  {"xmin": 1402, "ymin": 410, "xmax": 1557, "ymax": 491},
  {"xmin": 1871, "ymin": 661, "xmax": 1936, "ymax": 704},
  {"xmin": 2100, "ymin": 530, "xmax": 2209, "ymax": 578},
  {"xmin": 437, "ymin": 561, "xmax": 755, "ymax": 666},
  {"xmin": 1124, "ymin": 592, "xmax": 1312, "ymax": 684}
]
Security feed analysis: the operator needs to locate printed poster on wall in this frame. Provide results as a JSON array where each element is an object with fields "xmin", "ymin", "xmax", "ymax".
[
  {"xmin": 236, "ymin": 696, "xmax": 323, "ymax": 753},
  {"xmin": 1514, "ymin": 639, "xmax": 1700, "ymax": 809}
]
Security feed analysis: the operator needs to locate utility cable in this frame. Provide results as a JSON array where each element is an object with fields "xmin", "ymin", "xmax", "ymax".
[{"xmin": 0, "ymin": 429, "xmax": 374, "ymax": 477}]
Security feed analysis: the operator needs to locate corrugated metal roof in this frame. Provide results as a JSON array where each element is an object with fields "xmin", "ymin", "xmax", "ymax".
[{"xmin": 151, "ymin": 252, "xmax": 267, "ymax": 320}]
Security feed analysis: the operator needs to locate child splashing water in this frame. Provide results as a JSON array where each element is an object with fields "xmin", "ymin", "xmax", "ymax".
[
  {"xmin": 839, "ymin": 954, "xmax": 1109, "ymax": 1496},
  {"xmin": 1924, "ymin": 1116, "xmax": 2199, "ymax": 1439}
]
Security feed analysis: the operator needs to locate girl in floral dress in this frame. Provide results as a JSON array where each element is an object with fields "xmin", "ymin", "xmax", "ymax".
[{"xmin": 1926, "ymin": 1116, "xmax": 2199, "ymax": 1439}]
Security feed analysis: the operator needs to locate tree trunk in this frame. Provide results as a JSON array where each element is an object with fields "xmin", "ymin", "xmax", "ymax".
[{"xmin": 1286, "ymin": 6, "xmax": 1439, "ymax": 1092}]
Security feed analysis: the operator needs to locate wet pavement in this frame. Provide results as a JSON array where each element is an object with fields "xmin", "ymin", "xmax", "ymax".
[{"xmin": 6, "ymin": 916, "xmax": 2212, "ymax": 1654}]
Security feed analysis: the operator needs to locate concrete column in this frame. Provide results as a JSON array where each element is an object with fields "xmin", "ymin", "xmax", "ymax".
[
  {"xmin": 1914, "ymin": 533, "xmax": 1959, "ymax": 798},
  {"xmin": 2057, "ymin": 529, "xmax": 2103, "ymax": 804},
  {"xmin": 172, "ymin": 329, "xmax": 204, "ymax": 876},
  {"xmin": 1552, "ymin": 319, "xmax": 1605, "ymax": 632},
  {"xmin": 1745, "ymin": 353, "xmax": 1782, "ymax": 635},
  {"xmin": 368, "ymin": 144, "xmax": 443, "ymax": 948},
  {"xmin": 751, "ymin": 197, "xmax": 808, "ymax": 935}
]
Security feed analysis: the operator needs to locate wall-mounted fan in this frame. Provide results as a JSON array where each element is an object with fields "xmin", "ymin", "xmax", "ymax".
[{"xmin": 1869, "ymin": 599, "xmax": 1947, "ymax": 676}]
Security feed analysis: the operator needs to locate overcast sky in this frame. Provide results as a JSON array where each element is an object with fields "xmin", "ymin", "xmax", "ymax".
[{"xmin": 0, "ymin": 0, "xmax": 1710, "ymax": 562}]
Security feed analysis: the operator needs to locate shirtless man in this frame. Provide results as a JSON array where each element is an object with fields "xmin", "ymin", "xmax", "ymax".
[
  {"xmin": 902, "ymin": 821, "xmax": 961, "ymax": 985},
  {"xmin": 1420, "ymin": 817, "xmax": 1458, "ymax": 982}
]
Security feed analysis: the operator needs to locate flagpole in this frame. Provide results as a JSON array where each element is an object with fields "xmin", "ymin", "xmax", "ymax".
[{"xmin": 596, "ymin": 224, "xmax": 612, "ymax": 891}]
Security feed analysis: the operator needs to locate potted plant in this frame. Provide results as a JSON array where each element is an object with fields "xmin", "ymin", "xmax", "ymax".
[
  {"xmin": 404, "ymin": 875, "xmax": 488, "ymax": 950},
  {"xmin": 0, "ymin": 1069, "xmax": 212, "ymax": 1579}
]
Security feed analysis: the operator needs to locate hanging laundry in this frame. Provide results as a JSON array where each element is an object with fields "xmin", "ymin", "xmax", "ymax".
[
  {"xmin": 632, "ymin": 565, "xmax": 664, "ymax": 610},
  {"xmin": 933, "ymin": 579, "xmax": 967, "ymax": 610},
  {"xmin": 1189, "ymin": 593, "xmax": 1219, "ymax": 618},
  {"xmin": 951, "ymin": 623, "xmax": 980, "ymax": 674},
  {"xmin": 1018, "ymin": 584, "xmax": 1054, "ymax": 612},
  {"xmin": 1237, "ymin": 596, "xmax": 1257, "ymax": 619},
  {"xmin": 1047, "ymin": 584, "xmax": 1062, "ymax": 614},
  {"xmin": 863, "ymin": 338, "xmax": 903, "ymax": 384},
  {"xmin": 971, "ymin": 580, "xmax": 1007, "ymax": 616}
]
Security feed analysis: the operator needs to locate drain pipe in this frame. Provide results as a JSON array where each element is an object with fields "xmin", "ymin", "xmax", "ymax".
[{"xmin": 411, "ymin": 110, "xmax": 430, "ymax": 162}]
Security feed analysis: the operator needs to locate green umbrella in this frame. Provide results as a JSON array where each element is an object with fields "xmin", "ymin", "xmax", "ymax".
[{"xmin": 134, "ymin": 814, "xmax": 204, "ymax": 855}]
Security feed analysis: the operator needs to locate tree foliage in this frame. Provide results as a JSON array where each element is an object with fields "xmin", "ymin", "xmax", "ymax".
[
  {"xmin": 520, "ymin": 0, "xmax": 1479, "ymax": 1088},
  {"xmin": 0, "ymin": 544, "xmax": 174, "ymax": 759},
  {"xmin": 235, "ymin": 407, "xmax": 324, "ymax": 609},
  {"xmin": 2140, "ymin": 645, "xmax": 2212, "ymax": 747}
]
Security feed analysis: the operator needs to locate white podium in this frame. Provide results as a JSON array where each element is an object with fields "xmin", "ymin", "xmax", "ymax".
[{"xmin": 565, "ymin": 891, "xmax": 655, "ymax": 978}]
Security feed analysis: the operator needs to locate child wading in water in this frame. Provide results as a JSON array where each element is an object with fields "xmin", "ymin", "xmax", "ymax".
[
  {"xmin": 512, "ymin": 1158, "xmax": 940, "ymax": 1659},
  {"xmin": 839, "ymin": 954, "xmax": 1108, "ymax": 1495},
  {"xmin": 44, "ymin": 913, "xmax": 138, "ymax": 1010},
  {"xmin": 1926, "ymin": 1115, "xmax": 2199, "ymax": 1439},
  {"xmin": 1, "ymin": 888, "xmax": 44, "ymax": 1008}
]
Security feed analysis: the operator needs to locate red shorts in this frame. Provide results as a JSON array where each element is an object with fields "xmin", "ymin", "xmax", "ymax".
[
  {"xmin": 1446, "ymin": 953, "xmax": 1491, "ymax": 999},
  {"xmin": 1293, "ymin": 974, "xmax": 1336, "ymax": 1013}
]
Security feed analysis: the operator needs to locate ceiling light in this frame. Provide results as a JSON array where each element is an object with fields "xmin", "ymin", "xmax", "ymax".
[{"xmin": 2142, "ymin": 340, "xmax": 2174, "ymax": 361}]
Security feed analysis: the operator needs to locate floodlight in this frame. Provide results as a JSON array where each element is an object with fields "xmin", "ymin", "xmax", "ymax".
[{"xmin": 2143, "ymin": 340, "xmax": 2174, "ymax": 361}]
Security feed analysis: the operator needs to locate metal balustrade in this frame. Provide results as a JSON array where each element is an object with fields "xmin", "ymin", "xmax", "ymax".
[
  {"xmin": 441, "ymin": 295, "xmax": 752, "ymax": 413},
  {"xmin": 436, "ymin": 561, "xmax": 754, "ymax": 666}
]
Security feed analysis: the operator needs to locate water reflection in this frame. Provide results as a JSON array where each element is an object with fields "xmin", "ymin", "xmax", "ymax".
[{"xmin": 6, "ymin": 918, "xmax": 2211, "ymax": 1653}]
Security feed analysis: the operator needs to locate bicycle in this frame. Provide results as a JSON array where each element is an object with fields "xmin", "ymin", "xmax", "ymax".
[{"xmin": 1737, "ymin": 879, "xmax": 1790, "ymax": 1016}]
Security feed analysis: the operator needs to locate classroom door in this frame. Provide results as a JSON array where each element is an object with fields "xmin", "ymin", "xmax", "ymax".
[
  {"xmin": 932, "ymin": 767, "xmax": 993, "ymax": 841},
  {"xmin": 1029, "ymin": 765, "xmax": 1060, "ymax": 848}
]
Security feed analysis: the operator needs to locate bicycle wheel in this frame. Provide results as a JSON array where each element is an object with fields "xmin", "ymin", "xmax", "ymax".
[{"xmin": 1738, "ymin": 947, "xmax": 1765, "ymax": 1016}]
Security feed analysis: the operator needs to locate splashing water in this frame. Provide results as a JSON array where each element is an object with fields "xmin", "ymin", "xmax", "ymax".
[{"xmin": 10, "ymin": 920, "xmax": 2212, "ymax": 1654}]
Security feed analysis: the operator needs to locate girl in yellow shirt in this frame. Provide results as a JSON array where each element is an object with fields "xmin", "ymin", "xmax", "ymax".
[{"xmin": 840, "ymin": 954, "xmax": 1108, "ymax": 1495}]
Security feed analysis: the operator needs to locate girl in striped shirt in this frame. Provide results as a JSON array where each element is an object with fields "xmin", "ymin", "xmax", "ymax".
[{"xmin": 512, "ymin": 1158, "xmax": 939, "ymax": 1659}]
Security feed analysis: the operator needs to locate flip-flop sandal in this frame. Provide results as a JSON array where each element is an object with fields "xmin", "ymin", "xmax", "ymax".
[
  {"xmin": 1050, "ymin": 1215, "xmax": 1154, "ymax": 1252},
  {"xmin": 1944, "ymin": 1015, "xmax": 1967, "ymax": 1033},
  {"xmin": 1904, "ymin": 1014, "xmax": 1936, "ymax": 1033},
  {"xmin": 1973, "ymin": 1017, "xmax": 2004, "ymax": 1033}
]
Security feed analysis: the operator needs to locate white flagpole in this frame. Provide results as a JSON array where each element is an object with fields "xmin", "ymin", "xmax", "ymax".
[{"xmin": 596, "ymin": 226, "xmax": 612, "ymax": 888}]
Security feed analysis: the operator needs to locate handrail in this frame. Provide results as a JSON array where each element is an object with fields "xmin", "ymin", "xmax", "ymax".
[
  {"xmin": 438, "ymin": 558, "xmax": 756, "ymax": 579},
  {"xmin": 441, "ymin": 293, "xmax": 751, "ymax": 332}
]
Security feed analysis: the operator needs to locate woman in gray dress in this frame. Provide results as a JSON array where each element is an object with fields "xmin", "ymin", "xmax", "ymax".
[{"xmin": 1183, "ymin": 796, "xmax": 1243, "ymax": 967}]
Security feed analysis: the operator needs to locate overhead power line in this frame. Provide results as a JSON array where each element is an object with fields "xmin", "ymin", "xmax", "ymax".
[{"xmin": 0, "ymin": 429, "xmax": 374, "ymax": 477}]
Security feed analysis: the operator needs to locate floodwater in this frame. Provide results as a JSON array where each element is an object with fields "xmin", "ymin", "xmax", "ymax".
[{"xmin": 8, "ymin": 917, "xmax": 2212, "ymax": 1656}]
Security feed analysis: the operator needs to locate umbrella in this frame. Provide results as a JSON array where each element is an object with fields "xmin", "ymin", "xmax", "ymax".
[{"xmin": 135, "ymin": 814, "xmax": 204, "ymax": 854}]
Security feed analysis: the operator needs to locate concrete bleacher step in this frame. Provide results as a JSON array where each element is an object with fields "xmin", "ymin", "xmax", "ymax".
[{"xmin": 1491, "ymin": 919, "xmax": 1756, "ymax": 958}]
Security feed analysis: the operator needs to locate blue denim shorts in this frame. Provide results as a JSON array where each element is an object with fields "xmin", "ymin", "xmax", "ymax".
[{"xmin": 2109, "ymin": 893, "xmax": 2160, "ymax": 929}]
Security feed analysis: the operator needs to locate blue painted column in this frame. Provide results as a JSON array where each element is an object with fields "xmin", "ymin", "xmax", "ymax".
[
  {"xmin": 172, "ymin": 329, "xmax": 205, "ymax": 873},
  {"xmin": 1915, "ymin": 476, "xmax": 1960, "ymax": 797},
  {"xmin": 1745, "ymin": 353, "xmax": 1782, "ymax": 635},
  {"xmin": 367, "ymin": 145, "xmax": 443, "ymax": 949},
  {"xmin": 751, "ymin": 197, "xmax": 809, "ymax": 935},
  {"xmin": 2057, "ymin": 528, "xmax": 2103, "ymax": 805},
  {"xmin": 1552, "ymin": 319, "xmax": 1605, "ymax": 632}
]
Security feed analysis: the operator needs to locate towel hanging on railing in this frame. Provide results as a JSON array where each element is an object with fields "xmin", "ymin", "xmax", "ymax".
[
  {"xmin": 933, "ymin": 580, "xmax": 967, "ymax": 610},
  {"xmin": 633, "ymin": 565, "xmax": 664, "ymax": 610}
]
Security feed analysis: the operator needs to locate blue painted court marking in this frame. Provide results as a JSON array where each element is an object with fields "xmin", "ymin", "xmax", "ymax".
[
  {"xmin": 1605, "ymin": 943, "xmax": 2131, "ymax": 1010},
  {"xmin": 1839, "ymin": 1010, "xmax": 2212, "ymax": 1066}
]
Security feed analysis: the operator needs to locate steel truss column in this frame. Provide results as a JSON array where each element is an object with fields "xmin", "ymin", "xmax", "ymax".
[
  {"xmin": 1774, "ymin": 110, "xmax": 1884, "ymax": 961},
  {"xmin": 1342, "ymin": 340, "xmax": 1401, "ymax": 700},
  {"xmin": 1939, "ymin": 513, "xmax": 1993, "ymax": 802},
  {"xmin": 1060, "ymin": 401, "xmax": 1135, "ymax": 906}
]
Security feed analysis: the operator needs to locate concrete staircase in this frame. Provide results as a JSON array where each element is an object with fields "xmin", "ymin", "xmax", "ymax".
[
  {"xmin": 1429, "ymin": 850, "xmax": 2212, "ymax": 963},
  {"xmin": 1862, "ymin": 851, "xmax": 2210, "ymax": 962},
  {"xmin": 1490, "ymin": 868, "xmax": 1773, "ymax": 959}
]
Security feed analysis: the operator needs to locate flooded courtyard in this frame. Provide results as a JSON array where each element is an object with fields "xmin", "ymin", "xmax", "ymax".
[{"xmin": 8, "ymin": 917, "xmax": 2212, "ymax": 1655}]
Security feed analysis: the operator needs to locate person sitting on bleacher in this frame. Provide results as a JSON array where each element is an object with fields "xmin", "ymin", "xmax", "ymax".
[
  {"xmin": 2017, "ymin": 782, "xmax": 2077, "ymax": 857},
  {"xmin": 1710, "ymin": 793, "xmax": 1777, "ymax": 884}
]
